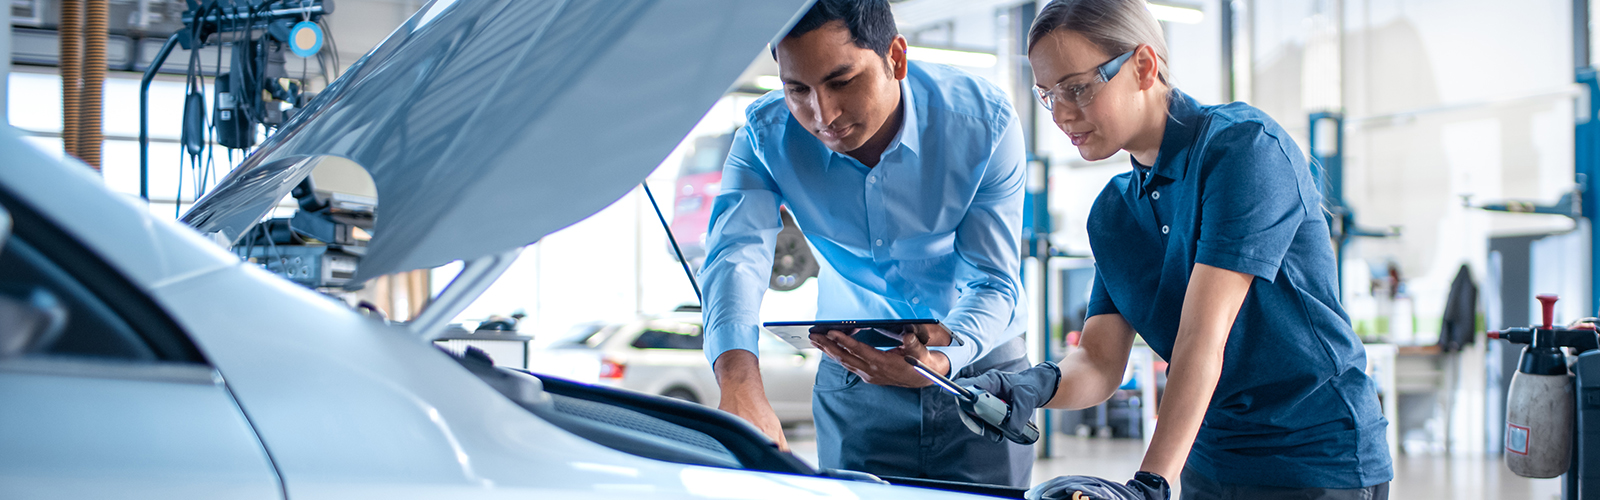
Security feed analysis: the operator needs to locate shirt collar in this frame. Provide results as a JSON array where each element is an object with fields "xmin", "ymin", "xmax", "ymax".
[
  {"xmin": 1134, "ymin": 90, "xmax": 1201, "ymax": 184},
  {"xmin": 889, "ymin": 77, "xmax": 921, "ymax": 158}
]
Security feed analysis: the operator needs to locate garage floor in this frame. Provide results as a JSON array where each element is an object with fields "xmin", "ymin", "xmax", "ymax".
[{"xmin": 784, "ymin": 433, "xmax": 1563, "ymax": 499}]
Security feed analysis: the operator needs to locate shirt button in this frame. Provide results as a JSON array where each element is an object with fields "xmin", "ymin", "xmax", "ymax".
[
  {"xmin": 1151, "ymin": 191, "xmax": 1160, "ymax": 200},
  {"xmin": 911, "ymin": 297, "xmax": 920, "ymax": 304},
  {"xmin": 868, "ymin": 175, "xmax": 877, "ymax": 183},
  {"xmin": 875, "ymin": 239, "xmax": 884, "ymax": 246},
  {"xmin": 1161, "ymin": 225, "xmax": 1170, "ymax": 235}
]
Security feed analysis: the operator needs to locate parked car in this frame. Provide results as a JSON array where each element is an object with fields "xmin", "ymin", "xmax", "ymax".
[
  {"xmin": 530, "ymin": 307, "xmax": 819, "ymax": 425},
  {"xmin": 0, "ymin": 0, "xmax": 1012, "ymax": 498}
]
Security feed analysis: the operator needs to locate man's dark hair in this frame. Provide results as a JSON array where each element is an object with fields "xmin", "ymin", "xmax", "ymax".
[{"xmin": 774, "ymin": 0, "xmax": 899, "ymax": 58}]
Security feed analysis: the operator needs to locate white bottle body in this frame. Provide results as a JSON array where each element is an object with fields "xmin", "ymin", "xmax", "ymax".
[{"xmin": 1505, "ymin": 371, "xmax": 1574, "ymax": 478}]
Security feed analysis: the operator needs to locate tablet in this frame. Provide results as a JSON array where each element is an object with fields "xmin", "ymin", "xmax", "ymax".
[{"xmin": 763, "ymin": 319, "xmax": 940, "ymax": 350}]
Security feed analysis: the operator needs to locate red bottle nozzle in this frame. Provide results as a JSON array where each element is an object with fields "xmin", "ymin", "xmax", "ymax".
[
  {"xmin": 1488, "ymin": 331, "xmax": 1501, "ymax": 340},
  {"xmin": 1537, "ymin": 294, "xmax": 1560, "ymax": 329}
]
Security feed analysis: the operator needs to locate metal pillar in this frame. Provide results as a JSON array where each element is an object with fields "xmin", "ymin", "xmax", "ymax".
[{"xmin": 139, "ymin": 33, "xmax": 182, "ymax": 201}]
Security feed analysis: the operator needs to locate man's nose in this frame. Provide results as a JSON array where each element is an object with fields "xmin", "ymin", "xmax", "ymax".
[{"xmin": 813, "ymin": 90, "xmax": 843, "ymax": 129}]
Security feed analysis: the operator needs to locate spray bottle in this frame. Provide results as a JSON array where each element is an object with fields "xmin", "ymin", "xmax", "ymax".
[{"xmin": 1494, "ymin": 294, "xmax": 1576, "ymax": 477}]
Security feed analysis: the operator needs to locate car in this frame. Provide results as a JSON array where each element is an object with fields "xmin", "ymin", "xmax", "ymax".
[
  {"xmin": 667, "ymin": 134, "xmax": 732, "ymax": 268},
  {"xmin": 0, "ymin": 0, "xmax": 1019, "ymax": 498},
  {"xmin": 529, "ymin": 307, "xmax": 820, "ymax": 425}
]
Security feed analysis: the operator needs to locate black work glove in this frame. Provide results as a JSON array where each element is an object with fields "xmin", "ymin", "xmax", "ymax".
[
  {"xmin": 1028, "ymin": 472, "xmax": 1171, "ymax": 500},
  {"xmin": 953, "ymin": 361, "xmax": 1061, "ymax": 438}
]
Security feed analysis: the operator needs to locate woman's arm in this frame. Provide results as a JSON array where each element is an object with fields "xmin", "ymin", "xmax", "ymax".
[
  {"xmin": 1138, "ymin": 263, "xmax": 1254, "ymax": 480},
  {"xmin": 1043, "ymin": 313, "xmax": 1138, "ymax": 410}
]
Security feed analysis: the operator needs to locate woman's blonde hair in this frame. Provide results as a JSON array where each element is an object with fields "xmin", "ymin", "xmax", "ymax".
[{"xmin": 1027, "ymin": 0, "xmax": 1171, "ymax": 84}]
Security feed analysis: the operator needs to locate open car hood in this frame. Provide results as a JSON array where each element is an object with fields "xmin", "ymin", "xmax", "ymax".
[{"xmin": 183, "ymin": 0, "xmax": 807, "ymax": 282}]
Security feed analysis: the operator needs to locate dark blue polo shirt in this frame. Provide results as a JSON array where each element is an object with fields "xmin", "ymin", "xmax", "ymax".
[{"xmin": 1085, "ymin": 91, "xmax": 1392, "ymax": 489}]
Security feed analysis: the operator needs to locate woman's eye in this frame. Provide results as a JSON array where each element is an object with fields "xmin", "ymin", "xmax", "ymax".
[{"xmin": 1067, "ymin": 84, "xmax": 1088, "ymax": 97}]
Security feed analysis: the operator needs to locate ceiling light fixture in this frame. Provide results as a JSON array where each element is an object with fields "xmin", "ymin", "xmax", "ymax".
[
  {"xmin": 907, "ymin": 46, "xmax": 997, "ymax": 68},
  {"xmin": 1146, "ymin": 2, "xmax": 1204, "ymax": 24},
  {"xmin": 754, "ymin": 75, "xmax": 783, "ymax": 91}
]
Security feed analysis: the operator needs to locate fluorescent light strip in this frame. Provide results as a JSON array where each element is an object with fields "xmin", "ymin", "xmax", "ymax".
[
  {"xmin": 754, "ymin": 75, "xmax": 783, "ymax": 91},
  {"xmin": 1147, "ymin": 3, "xmax": 1204, "ymax": 24},
  {"xmin": 907, "ymin": 46, "xmax": 997, "ymax": 68}
]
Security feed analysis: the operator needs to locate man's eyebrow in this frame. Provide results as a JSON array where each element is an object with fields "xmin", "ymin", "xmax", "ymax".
[{"xmin": 821, "ymin": 63, "xmax": 855, "ymax": 82}]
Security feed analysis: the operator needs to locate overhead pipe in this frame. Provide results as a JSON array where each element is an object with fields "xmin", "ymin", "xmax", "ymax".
[
  {"xmin": 59, "ymin": 0, "xmax": 82, "ymax": 160},
  {"xmin": 82, "ymin": 0, "xmax": 107, "ymax": 170}
]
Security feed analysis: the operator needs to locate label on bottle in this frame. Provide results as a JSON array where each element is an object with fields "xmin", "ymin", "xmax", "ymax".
[{"xmin": 1507, "ymin": 422, "xmax": 1530, "ymax": 455}]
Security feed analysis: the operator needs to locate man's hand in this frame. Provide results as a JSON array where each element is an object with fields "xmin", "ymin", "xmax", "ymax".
[
  {"xmin": 809, "ymin": 324, "xmax": 952, "ymax": 387},
  {"xmin": 1028, "ymin": 472, "xmax": 1170, "ymax": 500},
  {"xmin": 712, "ymin": 350, "xmax": 788, "ymax": 450}
]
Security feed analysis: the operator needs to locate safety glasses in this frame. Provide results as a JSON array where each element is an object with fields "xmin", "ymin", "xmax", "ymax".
[{"xmin": 1034, "ymin": 49, "xmax": 1136, "ymax": 111}]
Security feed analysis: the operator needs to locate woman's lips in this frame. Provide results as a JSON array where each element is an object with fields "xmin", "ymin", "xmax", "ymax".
[{"xmin": 1068, "ymin": 131, "xmax": 1090, "ymax": 146}]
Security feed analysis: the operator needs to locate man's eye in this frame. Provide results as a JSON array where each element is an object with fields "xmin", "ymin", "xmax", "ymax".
[
  {"xmin": 828, "ymin": 78, "xmax": 853, "ymax": 90},
  {"xmin": 786, "ymin": 85, "xmax": 810, "ymax": 94}
]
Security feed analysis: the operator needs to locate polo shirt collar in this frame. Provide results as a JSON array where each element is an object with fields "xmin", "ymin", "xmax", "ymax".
[{"xmin": 1139, "ymin": 90, "xmax": 1202, "ymax": 183}]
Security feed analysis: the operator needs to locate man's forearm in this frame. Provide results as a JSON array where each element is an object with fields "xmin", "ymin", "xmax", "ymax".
[{"xmin": 713, "ymin": 349, "xmax": 766, "ymax": 396}]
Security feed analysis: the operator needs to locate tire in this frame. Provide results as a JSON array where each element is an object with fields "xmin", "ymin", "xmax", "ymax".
[{"xmin": 661, "ymin": 388, "xmax": 699, "ymax": 404}]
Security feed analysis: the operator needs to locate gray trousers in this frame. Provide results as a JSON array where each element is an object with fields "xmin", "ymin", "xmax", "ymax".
[
  {"xmin": 812, "ymin": 337, "xmax": 1033, "ymax": 488},
  {"xmin": 1179, "ymin": 468, "xmax": 1390, "ymax": 500}
]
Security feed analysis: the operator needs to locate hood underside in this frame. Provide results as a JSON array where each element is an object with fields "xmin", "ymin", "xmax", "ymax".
[{"xmin": 183, "ymin": 0, "xmax": 809, "ymax": 282}]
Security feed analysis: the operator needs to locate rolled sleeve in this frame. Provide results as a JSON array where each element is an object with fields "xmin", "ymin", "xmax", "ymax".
[
  {"xmin": 940, "ymin": 114, "xmax": 1028, "ymax": 375},
  {"xmin": 700, "ymin": 126, "xmax": 784, "ymax": 366},
  {"xmin": 1193, "ymin": 121, "xmax": 1304, "ymax": 282}
]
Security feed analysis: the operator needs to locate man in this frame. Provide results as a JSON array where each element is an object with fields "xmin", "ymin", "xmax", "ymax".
[{"xmin": 699, "ymin": 0, "xmax": 1032, "ymax": 487}]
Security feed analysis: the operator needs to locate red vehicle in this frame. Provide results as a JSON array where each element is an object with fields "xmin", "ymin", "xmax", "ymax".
[
  {"xmin": 668, "ymin": 134, "xmax": 733, "ymax": 269},
  {"xmin": 668, "ymin": 133, "xmax": 817, "ymax": 290}
]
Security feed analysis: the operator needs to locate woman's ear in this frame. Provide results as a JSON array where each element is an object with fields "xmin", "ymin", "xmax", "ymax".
[{"xmin": 1134, "ymin": 44, "xmax": 1162, "ymax": 91}]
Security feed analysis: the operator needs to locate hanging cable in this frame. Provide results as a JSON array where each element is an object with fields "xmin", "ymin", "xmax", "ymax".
[{"xmin": 642, "ymin": 182, "xmax": 702, "ymax": 305}]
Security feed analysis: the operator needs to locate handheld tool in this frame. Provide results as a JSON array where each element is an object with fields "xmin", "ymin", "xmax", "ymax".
[{"xmin": 905, "ymin": 356, "xmax": 1039, "ymax": 445}]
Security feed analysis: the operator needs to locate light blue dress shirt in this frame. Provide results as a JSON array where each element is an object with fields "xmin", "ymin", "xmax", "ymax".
[{"xmin": 700, "ymin": 61, "xmax": 1028, "ymax": 375}]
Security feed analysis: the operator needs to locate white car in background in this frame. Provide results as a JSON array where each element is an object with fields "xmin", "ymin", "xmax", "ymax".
[
  {"xmin": 531, "ymin": 307, "xmax": 819, "ymax": 425},
  {"xmin": 0, "ymin": 0, "xmax": 1021, "ymax": 498}
]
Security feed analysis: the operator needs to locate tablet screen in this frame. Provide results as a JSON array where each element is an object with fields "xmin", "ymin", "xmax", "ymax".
[{"xmin": 762, "ymin": 319, "xmax": 940, "ymax": 350}]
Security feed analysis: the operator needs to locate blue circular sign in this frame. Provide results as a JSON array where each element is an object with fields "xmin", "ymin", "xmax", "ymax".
[{"xmin": 289, "ymin": 21, "xmax": 323, "ymax": 58}]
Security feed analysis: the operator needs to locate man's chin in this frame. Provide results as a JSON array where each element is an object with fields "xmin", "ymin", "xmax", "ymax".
[{"xmin": 821, "ymin": 138, "xmax": 866, "ymax": 155}]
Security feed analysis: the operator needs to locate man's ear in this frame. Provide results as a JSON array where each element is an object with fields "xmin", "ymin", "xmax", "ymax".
[
  {"xmin": 1135, "ymin": 44, "xmax": 1161, "ymax": 91},
  {"xmin": 889, "ymin": 35, "xmax": 909, "ymax": 80}
]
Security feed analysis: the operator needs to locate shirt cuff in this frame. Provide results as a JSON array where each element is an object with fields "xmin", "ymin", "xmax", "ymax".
[
  {"xmin": 1195, "ymin": 246, "xmax": 1281, "ymax": 283},
  {"xmin": 704, "ymin": 323, "xmax": 762, "ymax": 367},
  {"xmin": 930, "ymin": 339, "xmax": 978, "ymax": 377}
]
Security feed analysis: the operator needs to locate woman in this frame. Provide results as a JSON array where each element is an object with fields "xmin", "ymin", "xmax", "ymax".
[{"xmin": 962, "ymin": 1, "xmax": 1392, "ymax": 499}]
